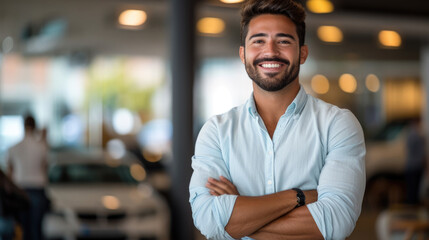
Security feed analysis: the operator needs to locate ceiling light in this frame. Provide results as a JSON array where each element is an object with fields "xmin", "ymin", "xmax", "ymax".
[
  {"xmin": 311, "ymin": 74, "xmax": 330, "ymax": 94},
  {"xmin": 339, "ymin": 74, "xmax": 357, "ymax": 93},
  {"xmin": 307, "ymin": 0, "xmax": 334, "ymax": 14},
  {"xmin": 365, "ymin": 74, "xmax": 380, "ymax": 92},
  {"xmin": 317, "ymin": 26, "xmax": 343, "ymax": 43},
  {"xmin": 219, "ymin": 0, "xmax": 244, "ymax": 3},
  {"xmin": 118, "ymin": 9, "xmax": 147, "ymax": 27},
  {"xmin": 197, "ymin": 17, "xmax": 225, "ymax": 35},
  {"xmin": 378, "ymin": 30, "xmax": 401, "ymax": 48}
]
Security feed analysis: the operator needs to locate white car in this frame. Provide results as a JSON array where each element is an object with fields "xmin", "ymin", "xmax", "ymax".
[{"xmin": 43, "ymin": 148, "xmax": 170, "ymax": 240}]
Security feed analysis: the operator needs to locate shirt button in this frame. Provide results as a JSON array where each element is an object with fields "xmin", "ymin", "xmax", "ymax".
[{"xmin": 268, "ymin": 180, "xmax": 272, "ymax": 185}]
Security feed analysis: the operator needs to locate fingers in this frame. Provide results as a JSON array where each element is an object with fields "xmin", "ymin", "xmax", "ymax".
[
  {"xmin": 206, "ymin": 176, "xmax": 239, "ymax": 196},
  {"xmin": 206, "ymin": 178, "xmax": 228, "ymax": 195},
  {"xmin": 209, "ymin": 190, "xmax": 220, "ymax": 196},
  {"xmin": 219, "ymin": 176, "xmax": 239, "ymax": 195}
]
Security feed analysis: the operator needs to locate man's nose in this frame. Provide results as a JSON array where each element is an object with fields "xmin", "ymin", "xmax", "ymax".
[{"xmin": 263, "ymin": 40, "xmax": 280, "ymax": 57}]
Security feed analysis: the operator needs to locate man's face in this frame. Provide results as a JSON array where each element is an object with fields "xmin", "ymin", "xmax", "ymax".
[{"xmin": 239, "ymin": 14, "xmax": 308, "ymax": 92}]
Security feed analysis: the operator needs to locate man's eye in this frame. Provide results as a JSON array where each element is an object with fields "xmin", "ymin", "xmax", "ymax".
[
  {"xmin": 279, "ymin": 40, "xmax": 290, "ymax": 44},
  {"xmin": 254, "ymin": 40, "xmax": 264, "ymax": 44}
]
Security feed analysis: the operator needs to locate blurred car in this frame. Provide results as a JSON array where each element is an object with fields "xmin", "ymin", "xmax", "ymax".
[
  {"xmin": 364, "ymin": 121, "xmax": 409, "ymax": 208},
  {"xmin": 365, "ymin": 121, "xmax": 408, "ymax": 181},
  {"xmin": 43, "ymin": 148, "xmax": 170, "ymax": 240}
]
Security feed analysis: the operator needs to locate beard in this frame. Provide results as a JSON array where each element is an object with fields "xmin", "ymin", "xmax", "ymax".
[{"xmin": 245, "ymin": 55, "xmax": 300, "ymax": 92}]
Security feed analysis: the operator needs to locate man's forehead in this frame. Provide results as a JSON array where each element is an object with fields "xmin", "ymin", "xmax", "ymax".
[{"xmin": 247, "ymin": 14, "xmax": 297, "ymax": 37}]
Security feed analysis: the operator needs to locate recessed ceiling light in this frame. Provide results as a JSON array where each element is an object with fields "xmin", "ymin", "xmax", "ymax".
[
  {"xmin": 317, "ymin": 26, "xmax": 343, "ymax": 43},
  {"xmin": 339, "ymin": 73, "xmax": 357, "ymax": 93},
  {"xmin": 378, "ymin": 30, "xmax": 401, "ymax": 48},
  {"xmin": 197, "ymin": 17, "xmax": 225, "ymax": 35},
  {"xmin": 118, "ymin": 9, "xmax": 147, "ymax": 27},
  {"xmin": 307, "ymin": 0, "xmax": 334, "ymax": 14},
  {"xmin": 365, "ymin": 74, "xmax": 380, "ymax": 92},
  {"xmin": 311, "ymin": 74, "xmax": 330, "ymax": 94}
]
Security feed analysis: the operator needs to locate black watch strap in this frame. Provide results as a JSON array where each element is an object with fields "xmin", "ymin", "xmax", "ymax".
[{"xmin": 292, "ymin": 188, "xmax": 305, "ymax": 208}]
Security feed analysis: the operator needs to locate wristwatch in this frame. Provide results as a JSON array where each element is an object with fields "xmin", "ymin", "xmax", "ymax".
[{"xmin": 292, "ymin": 188, "xmax": 305, "ymax": 208}]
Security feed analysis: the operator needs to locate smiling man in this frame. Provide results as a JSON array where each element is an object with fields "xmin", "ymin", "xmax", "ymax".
[{"xmin": 189, "ymin": 0, "xmax": 366, "ymax": 239}]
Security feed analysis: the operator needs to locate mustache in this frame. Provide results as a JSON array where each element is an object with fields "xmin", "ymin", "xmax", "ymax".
[{"xmin": 253, "ymin": 57, "xmax": 289, "ymax": 66}]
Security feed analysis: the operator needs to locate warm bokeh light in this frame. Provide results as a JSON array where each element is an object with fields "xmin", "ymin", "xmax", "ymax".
[
  {"xmin": 118, "ymin": 10, "xmax": 147, "ymax": 27},
  {"xmin": 378, "ymin": 30, "xmax": 401, "ymax": 48},
  {"xmin": 317, "ymin": 26, "xmax": 343, "ymax": 43},
  {"xmin": 339, "ymin": 73, "xmax": 357, "ymax": 93},
  {"xmin": 197, "ymin": 17, "xmax": 225, "ymax": 35},
  {"xmin": 102, "ymin": 196, "xmax": 120, "ymax": 210},
  {"xmin": 306, "ymin": 0, "xmax": 334, "ymax": 14},
  {"xmin": 142, "ymin": 150, "xmax": 163, "ymax": 163},
  {"xmin": 365, "ymin": 74, "xmax": 381, "ymax": 92},
  {"xmin": 130, "ymin": 164, "xmax": 147, "ymax": 181},
  {"xmin": 219, "ymin": 0, "xmax": 244, "ymax": 3},
  {"xmin": 311, "ymin": 74, "xmax": 330, "ymax": 94}
]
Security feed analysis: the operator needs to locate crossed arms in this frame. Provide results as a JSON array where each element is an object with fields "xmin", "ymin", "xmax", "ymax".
[
  {"xmin": 189, "ymin": 111, "xmax": 366, "ymax": 240},
  {"xmin": 206, "ymin": 176, "xmax": 323, "ymax": 239}
]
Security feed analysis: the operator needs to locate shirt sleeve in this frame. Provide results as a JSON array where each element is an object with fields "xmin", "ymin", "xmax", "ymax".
[
  {"xmin": 307, "ymin": 110, "xmax": 366, "ymax": 240},
  {"xmin": 189, "ymin": 118, "xmax": 237, "ymax": 240}
]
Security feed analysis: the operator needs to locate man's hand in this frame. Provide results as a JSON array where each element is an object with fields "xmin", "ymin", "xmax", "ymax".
[{"xmin": 206, "ymin": 176, "xmax": 240, "ymax": 196}]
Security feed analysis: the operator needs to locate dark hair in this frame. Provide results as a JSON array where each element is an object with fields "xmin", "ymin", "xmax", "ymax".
[
  {"xmin": 24, "ymin": 115, "xmax": 36, "ymax": 131},
  {"xmin": 240, "ymin": 0, "xmax": 306, "ymax": 47}
]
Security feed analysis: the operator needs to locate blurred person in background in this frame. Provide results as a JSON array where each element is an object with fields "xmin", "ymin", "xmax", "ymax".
[
  {"xmin": 6, "ymin": 114, "xmax": 50, "ymax": 240},
  {"xmin": 189, "ymin": 0, "xmax": 366, "ymax": 239},
  {"xmin": 405, "ymin": 117, "xmax": 427, "ymax": 205},
  {"xmin": 0, "ymin": 169, "xmax": 29, "ymax": 240}
]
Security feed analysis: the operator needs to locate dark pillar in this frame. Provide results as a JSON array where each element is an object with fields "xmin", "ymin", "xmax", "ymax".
[
  {"xmin": 422, "ymin": 44, "xmax": 429, "ymax": 152},
  {"xmin": 169, "ymin": 0, "xmax": 196, "ymax": 239}
]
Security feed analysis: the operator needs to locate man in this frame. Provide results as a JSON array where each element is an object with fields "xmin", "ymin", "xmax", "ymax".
[
  {"xmin": 189, "ymin": 0, "xmax": 366, "ymax": 239},
  {"xmin": 6, "ymin": 115, "xmax": 49, "ymax": 240}
]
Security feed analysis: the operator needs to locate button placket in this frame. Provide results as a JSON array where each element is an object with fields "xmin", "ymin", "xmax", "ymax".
[{"xmin": 265, "ymin": 140, "xmax": 275, "ymax": 193}]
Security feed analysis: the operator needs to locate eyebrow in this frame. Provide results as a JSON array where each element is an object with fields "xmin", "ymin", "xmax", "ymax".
[{"xmin": 248, "ymin": 33, "xmax": 296, "ymax": 41}]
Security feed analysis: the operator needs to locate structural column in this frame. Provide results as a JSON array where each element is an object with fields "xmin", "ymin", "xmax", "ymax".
[
  {"xmin": 169, "ymin": 0, "xmax": 196, "ymax": 239},
  {"xmin": 422, "ymin": 44, "xmax": 429, "ymax": 148}
]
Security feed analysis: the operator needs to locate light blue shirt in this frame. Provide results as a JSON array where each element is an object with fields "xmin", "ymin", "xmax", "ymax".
[{"xmin": 189, "ymin": 87, "xmax": 366, "ymax": 240}]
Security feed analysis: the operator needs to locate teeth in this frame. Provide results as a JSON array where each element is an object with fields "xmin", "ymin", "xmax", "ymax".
[{"xmin": 261, "ymin": 63, "xmax": 280, "ymax": 68}]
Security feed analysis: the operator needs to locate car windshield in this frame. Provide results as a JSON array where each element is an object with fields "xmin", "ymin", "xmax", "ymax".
[{"xmin": 49, "ymin": 163, "xmax": 139, "ymax": 184}]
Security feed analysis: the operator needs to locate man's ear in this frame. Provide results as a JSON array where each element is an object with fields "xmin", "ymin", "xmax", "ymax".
[
  {"xmin": 239, "ymin": 46, "xmax": 245, "ymax": 64},
  {"xmin": 300, "ymin": 45, "xmax": 309, "ymax": 64}
]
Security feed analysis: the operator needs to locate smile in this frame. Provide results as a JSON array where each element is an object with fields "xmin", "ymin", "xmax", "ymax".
[{"xmin": 261, "ymin": 63, "xmax": 281, "ymax": 68}]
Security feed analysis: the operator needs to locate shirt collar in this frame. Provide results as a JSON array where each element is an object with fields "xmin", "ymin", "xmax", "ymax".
[
  {"xmin": 247, "ymin": 85, "xmax": 308, "ymax": 118},
  {"xmin": 293, "ymin": 85, "xmax": 308, "ymax": 115},
  {"xmin": 248, "ymin": 93, "xmax": 258, "ymax": 118}
]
